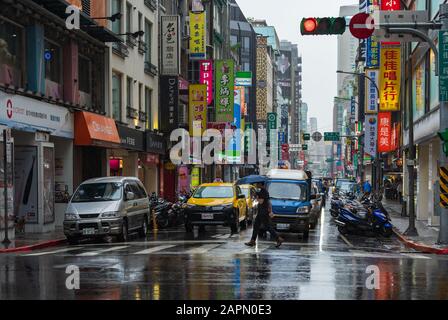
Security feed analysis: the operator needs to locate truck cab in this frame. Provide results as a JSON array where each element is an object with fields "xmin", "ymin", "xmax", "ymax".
[{"xmin": 266, "ymin": 169, "xmax": 313, "ymax": 239}]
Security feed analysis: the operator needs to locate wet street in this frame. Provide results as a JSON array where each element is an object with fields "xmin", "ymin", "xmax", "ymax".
[{"xmin": 1, "ymin": 205, "xmax": 448, "ymax": 300}]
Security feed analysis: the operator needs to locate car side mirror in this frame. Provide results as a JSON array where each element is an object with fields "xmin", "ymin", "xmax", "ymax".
[{"xmin": 126, "ymin": 192, "xmax": 135, "ymax": 201}]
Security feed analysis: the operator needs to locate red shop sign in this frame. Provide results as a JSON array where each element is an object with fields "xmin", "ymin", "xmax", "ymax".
[{"xmin": 378, "ymin": 112, "xmax": 392, "ymax": 153}]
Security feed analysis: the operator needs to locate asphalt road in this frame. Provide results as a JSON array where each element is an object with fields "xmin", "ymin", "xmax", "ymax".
[{"xmin": 1, "ymin": 205, "xmax": 448, "ymax": 300}]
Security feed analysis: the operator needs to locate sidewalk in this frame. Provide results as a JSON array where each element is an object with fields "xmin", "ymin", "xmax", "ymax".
[
  {"xmin": 383, "ymin": 199, "xmax": 448, "ymax": 254},
  {"xmin": 0, "ymin": 227, "xmax": 66, "ymax": 253}
]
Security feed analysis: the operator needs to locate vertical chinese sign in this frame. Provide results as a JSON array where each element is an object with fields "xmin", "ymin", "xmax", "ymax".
[
  {"xmin": 381, "ymin": 0, "xmax": 400, "ymax": 46},
  {"xmin": 160, "ymin": 76, "xmax": 179, "ymax": 132},
  {"xmin": 215, "ymin": 59, "xmax": 235, "ymax": 122},
  {"xmin": 379, "ymin": 47, "xmax": 401, "ymax": 111},
  {"xmin": 189, "ymin": 11, "xmax": 206, "ymax": 60},
  {"xmin": 365, "ymin": 69, "xmax": 379, "ymax": 113},
  {"xmin": 364, "ymin": 115, "xmax": 377, "ymax": 157},
  {"xmin": 199, "ymin": 60, "xmax": 213, "ymax": 105},
  {"xmin": 189, "ymin": 84, "xmax": 207, "ymax": 136},
  {"xmin": 161, "ymin": 16, "xmax": 180, "ymax": 75},
  {"xmin": 378, "ymin": 112, "xmax": 392, "ymax": 152},
  {"xmin": 366, "ymin": 0, "xmax": 380, "ymax": 68}
]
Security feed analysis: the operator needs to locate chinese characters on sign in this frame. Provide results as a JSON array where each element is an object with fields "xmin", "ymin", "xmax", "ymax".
[
  {"xmin": 439, "ymin": 31, "xmax": 448, "ymax": 102},
  {"xmin": 365, "ymin": 69, "xmax": 379, "ymax": 113},
  {"xmin": 364, "ymin": 115, "xmax": 377, "ymax": 157},
  {"xmin": 379, "ymin": 47, "xmax": 401, "ymax": 111},
  {"xmin": 380, "ymin": 0, "xmax": 400, "ymax": 11},
  {"xmin": 189, "ymin": 11, "xmax": 206, "ymax": 59},
  {"xmin": 215, "ymin": 60, "xmax": 235, "ymax": 122},
  {"xmin": 189, "ymin": 84, "xmax": 207, "ymax": 136},
  {"xmin": 366, "ymin": 0, "xmax": 380, "ymax": 68},
  {"xmin": 199, "ymin": 60, "xmax": 213, "ymax": 105},
  {"xmin": 161, "ymin": 16, "xmax": 180, "ymax": 75},
  {"xmin": 378, "ymin": 112, "xmax": 392, "ymax": 152},
  {"xmin": 160, "ymin": 76, "xmax": 179, "ymax": 132}
]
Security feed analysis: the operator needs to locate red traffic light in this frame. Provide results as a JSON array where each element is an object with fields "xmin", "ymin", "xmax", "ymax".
[{"xmin": 302, "ymin": 18, "xmax": 317, "ymax": 33}]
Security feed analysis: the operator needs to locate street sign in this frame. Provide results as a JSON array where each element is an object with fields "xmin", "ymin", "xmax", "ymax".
[
  {"xmin": 325, "ymin": 158, "xmax": 334, "ymax": 163},
  {"xmin": 324, "ymin": 132, "xmax": 340, "ymax": 142},
  {"xmin": 439, "ymin": 31, "xmax": 448, "ymax": 102},
  {"xmin": 349, "ymin": 12, "xmax": 375, "ymax": 39},
  {"xmin": 440, "ymin": 166, "xmax": 448, "ymax": 208},
  {"xmin": 312, "ymin": 132, "xmax": 322, "ymax": 142},
  {"xmin": 303, "ymin": 133, "xmax": 311, "ymax": 141},
  {"xmin": 302, "ymin": 144, "xmax": 308, "ymax": 151},
  {"xmin": 235, "ymin": 71, "xmax": 252, "ymax": 87},
  {"xmin": 372, "ymin": 10, "xmax": 428, "ymax": 42}
]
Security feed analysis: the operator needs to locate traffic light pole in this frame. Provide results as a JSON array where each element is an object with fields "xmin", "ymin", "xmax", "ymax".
[{"xmin": 438, "ymin": 4, "xmax": 448, "ymax": 244}]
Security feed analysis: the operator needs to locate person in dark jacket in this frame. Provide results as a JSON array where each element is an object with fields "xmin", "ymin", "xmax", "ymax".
[{"xmin": 245, "ymin": 188, "xmax": 284, "ymax": 248}]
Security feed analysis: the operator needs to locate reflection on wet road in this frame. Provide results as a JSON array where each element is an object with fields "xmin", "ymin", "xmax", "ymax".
[{"xmin": 1, "ymin": 206, "xmax": 448, "ymax": 300}]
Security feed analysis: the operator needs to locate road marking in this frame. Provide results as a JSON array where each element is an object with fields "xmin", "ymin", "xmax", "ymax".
[
  {"xmin": 133, "ymin": 245, "xmax": 176, "ymax": 255},
  {"xmin": 339, "ymin": 234, "xmax": 354, "ymax": 248},
  {"xmin": 238, "ymin": 246, "xmax": 269, "ymax": 254},
  {"xmin": 401, "ymin": 253, "xmax": 432, "ymax": 260},
  {"xmin": 186, "ymin": 243, "xmax": 222, "ymax": 254},
  {"xmin": 23, "ymin": 247, "xmax": 81, "ymax": 257},
  {"xmin": 77, "ymin": 246, "xmax": 129, "ymax": 257},
  {"xmin": 212, "ymin": 234, "xmax": 231, "ymax": 239}
]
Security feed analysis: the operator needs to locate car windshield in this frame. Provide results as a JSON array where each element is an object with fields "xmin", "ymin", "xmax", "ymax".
[
  {"xmin": 72, "ymin": 183, "xmax": 122, "ymax": 202},
  {"xmin": 267, "ymin": 182, "xmax": 307, "ymax": 201},
  {"xmin": 193, "ymin": 186, "xmax": 234, "ymax": 199}
]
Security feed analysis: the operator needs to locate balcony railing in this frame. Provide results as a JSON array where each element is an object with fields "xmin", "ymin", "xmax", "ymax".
[
  {"xmin": 126, "ymin": 35, "xmax": 137, "ymax": 48},
  {"xmin": 144, "ymin": 0, "xmax": 157, "ymax": 11},
  {"xmin": 139, "ymin": 111, "xmax": 147, "ymax": 122},
  {"xmin": 112, "ymin": 42, "xmax": 129, "ymax": 58},
  {"xmin": 126, "ymin": 106, "xmax": 139, "ymax": 119},
  {"xmin": 138, "ymin": 40, "xmax": 147, "ymax": 54},
  {"xmin": 144, "ymin": 62, "xmax": 158, "ymax": 76}
]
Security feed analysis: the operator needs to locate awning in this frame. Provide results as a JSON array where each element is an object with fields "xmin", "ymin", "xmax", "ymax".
[{"xmin": 75, "ymin": 111, "xmax": 120, "ymax": 148}]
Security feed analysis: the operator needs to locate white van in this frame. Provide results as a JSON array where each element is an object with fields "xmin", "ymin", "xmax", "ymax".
[{"xmin": 63, "ymin": 177, "xmax": 150, "ymax": 244}]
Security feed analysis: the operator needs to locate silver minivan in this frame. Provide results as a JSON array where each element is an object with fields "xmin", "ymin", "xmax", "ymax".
[{"xmin": 63, "ymin": 177, "xmax": 151, "ymax": 244}]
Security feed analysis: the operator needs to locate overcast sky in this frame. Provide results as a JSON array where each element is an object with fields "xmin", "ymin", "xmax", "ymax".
[{"xmin": 236, "ymin": 0, "xmax": 357, "ymax": 133}]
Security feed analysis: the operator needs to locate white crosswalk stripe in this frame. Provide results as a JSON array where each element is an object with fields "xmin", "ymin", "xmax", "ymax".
[
  {"xmin": 133, "ymin": 245, "xmax": 176, "ymax": 255},
  {"xmin": 77, "ymin": 246, "xmax": 129, "ymax": 257},
  {"xmin": 401, "ymin": 253, "xmax": 432, "ymax": 260},
  {"xmin": 23, "ymin": 247, "xmax": 81, "ymax": 257},
  {"xmin": 185, "ymin": 243, "xmax": 222, "ymax": 254},
  {"xmin": 238, "ymin": 246, "xmax": 269, "ymax": 255}
]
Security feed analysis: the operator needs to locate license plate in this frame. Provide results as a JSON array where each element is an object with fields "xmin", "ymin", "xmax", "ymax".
[
  {"xmin": 82, "ymin": 228, "xmax": 96, "ymax": 235},
  {"xmin": 277, "ymin": 224, "xmax": 290, "ymax": 230},
  {"xmin": 201, "ymin": 213, "xmax": 214, "ymax": 220}
]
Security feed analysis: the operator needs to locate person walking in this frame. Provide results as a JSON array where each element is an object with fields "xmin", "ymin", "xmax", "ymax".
[
  {"xmin": 363, "ymin": 179, "xmax": 372, "ymax": 194},
  {"xmin": 245, "ymin": 188, "xmax": 284, "ymax": 248}
]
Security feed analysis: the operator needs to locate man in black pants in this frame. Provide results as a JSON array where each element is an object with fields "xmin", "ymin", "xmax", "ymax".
[{"xmin": 245, "ymin": 188, "xmax": 284, "ymax": 248}]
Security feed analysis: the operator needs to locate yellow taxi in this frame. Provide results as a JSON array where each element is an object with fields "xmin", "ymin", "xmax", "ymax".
[
  {"xmin": 239, "ymin": 184, "xmax": 258, "ymax": 225},
  {"xmin": 184, "ymin": 183, "xmax": 248, "ymax": 233}
]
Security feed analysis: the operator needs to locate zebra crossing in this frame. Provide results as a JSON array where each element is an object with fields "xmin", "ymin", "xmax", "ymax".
[{"xmin": 18, "ymin": 240, "xmax": 437, "ymax": 260}]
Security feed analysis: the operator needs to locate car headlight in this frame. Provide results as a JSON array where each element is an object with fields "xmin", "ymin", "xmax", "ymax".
[
  {"xmin": 101, "ymin": 211, "xmax": 120, "ymax": 218},
  {"xmin": 296, "ymin": 206, "xmax": 310, "ymax": 214},
  {"xmin": 65, "ymin": 213, "xmax": 79, "ymax": 221}
]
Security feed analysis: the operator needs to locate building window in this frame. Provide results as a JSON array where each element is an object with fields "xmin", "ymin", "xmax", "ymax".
[
  {"xmin": 126, "ymin": 2, "xmax": 132, "ymax": 33},
  {"xmin": 145, "ymin": 87, "xmax": 152, "ymax": 130},
  {"xmin": 144, "ymin": 19, "xmax": 152, "ymax": 63},
  {"xmin": 243, "ymin": 36, "xmax": 250, "ymax": 52},
  {"xmin": 230, "ymin": 35, "xmax": 238, "ymax": 46},
  {"xmin": 430, "ymin": 38, "xmax": 439, "ymax": 110},
  {"xmin": 412, "ymin": 60, "xmax": 426, "ymax": 121},
  {"xmin": 0, "ymin": 18, "xmax": 24, "ymax": 87},
  {"xmin": 138, "ymin": 83, "xmax": 143, "ymax": 111},
  {"xmin": 127, "ymin": 76, "xmax": 133, "ymax": 108},
  {"xmin": 44, "ymin": 40, "xmax": 62, "ymax": 83},
  {"xmin": 111, "ymin": 0, "xmax": 122, "ymax": 34},
  {"xmin": 112, "ymin": 72, "xmax": 122, "ymax": 121},
  {"xmin": 78, "ymin": 55, "xmax": 91, "ymax": 93},
  {"xmin": 431, "ymin": 0, "xmax": 443, "ymax": 19},
  {"xmin": 243, "ymin": 62, "xmax": 250, "ymax": 71}
]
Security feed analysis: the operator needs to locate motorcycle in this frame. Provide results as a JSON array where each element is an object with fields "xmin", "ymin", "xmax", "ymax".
[
  {"xmin": 154, "ymin": 194, "xmax": 189, "ymax": 229},
  {"xmin": 335, "ymin": 200, "xmax": 393, "ymax": 237},
  {"xmin": 153, "ymin": 198, "xmax": 173, "ymax": 229}
]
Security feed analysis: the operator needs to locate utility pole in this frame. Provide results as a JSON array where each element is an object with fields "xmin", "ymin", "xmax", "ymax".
[{"xmin": 438, "ymin": 3, "xmax": 448, "ymax": 244}]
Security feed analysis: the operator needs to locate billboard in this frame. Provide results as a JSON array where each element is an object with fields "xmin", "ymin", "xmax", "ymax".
[
  {"xmin": 161, "ymin": 15, "xmax": 180, "ymax": 75},
  {"xmin": 199, "ymin": 60, "xmax": 213, "ymax": 105},
  {"xmin": 365, "ymin": 69, "xmax": 379, "ymax": 113},
  {"xmin": 160, "ymin": 76, "xmax": 179, "ymax": 132},
  {"xmin": 378, "ymin": 112, "xmax": 392, "ymax": 152},
  {"xmin": 189, "ymin": 84, "xmax": 207, "ymax": 136},
  {"xmin": 189, "ymin": 11, "xmax": 206, "ymax": 59},
  {"xmin": 379, "ymin": 46, "xmax": 401, "ymax": 111},
  {"xmin": 215, "ymin": 60, "xmax": 235, "ymax": 122}
]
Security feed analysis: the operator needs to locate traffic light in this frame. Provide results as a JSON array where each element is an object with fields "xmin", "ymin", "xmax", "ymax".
[
  {"xmin": 438, "ymin": 129, "xmax": 448, "ymax": 156},
  {"xmin": 300, "ymin": 17, "xmax": 346, "ymax": 35}
]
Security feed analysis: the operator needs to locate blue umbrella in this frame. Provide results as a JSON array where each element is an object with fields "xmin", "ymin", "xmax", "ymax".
[{"xmin": 236, "ymin": 175, "xmax": 267, "ymax": 185}]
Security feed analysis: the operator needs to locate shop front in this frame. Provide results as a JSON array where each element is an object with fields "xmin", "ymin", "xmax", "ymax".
[
  {"xmin": 0, "ymin": 92, "xmax": 74, "ymax": 234},
  {"xmin": 110, "ymin": 124, "xmax": 145, "ymax": 178},
  {"xmin": 144, "ymin": 131, "xmax": 166, "ymax": 195},
  {"xmin": 73, "ymin": 111, "xmax": 120, "ymax": 189}
]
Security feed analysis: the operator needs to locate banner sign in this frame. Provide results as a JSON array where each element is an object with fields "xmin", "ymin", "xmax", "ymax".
[
  {"xmin": 189, "ymin": 84, "xmax": 207, "ymax": 136},
  {"xmin": 160, "ymin": 76, "xmax": 179, "ymax": 132},
  {"xmin": 351, "ymin": 96, "xmax": 356, "ymax": 117},
  {"xmin": 364, "ymin": 115, "xmax": 377, "ymax": 157},
  {"xmin": 161, "ymin": 15, "xmax": 180, "ymax": 75},
  {"xmin": 381, "ymin": 0, "xmax": 400, "ymax": 45},
  {"xmin": 189, "ymin": 11, "xmax": 206, "ymax": 59},
  {"xmin": 235, "ymin": 71, "xmax": 252, "ymax": 87},
  {"xmin": 200, "ymin": 60, "xmax": 213, "ymax": 105},
  {"xmin": 227, "ymin": 88, "xmax": 242, "ymax": 163},
  {"xmin": 215, "ymin": 60, "xmax": 235, "ymax": 122},
  {"xmin": 365, "ymin": 69, "xmax": 379, "ymax": 113},
  {"xmin": 366, "ymin": 0, "xmax": 380, "ymax": 68},
  {"xmin": 379, "ymin": 46, "xmax": 401, "ymax": 111},
  {"xmin": 378, "ymin": 112, "xmax": 392, "ymax": 152}
]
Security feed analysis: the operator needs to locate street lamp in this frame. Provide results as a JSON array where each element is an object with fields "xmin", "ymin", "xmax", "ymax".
[{"xmin": 336, "ymin": 70, "xmax": 381, "ymax": 192}]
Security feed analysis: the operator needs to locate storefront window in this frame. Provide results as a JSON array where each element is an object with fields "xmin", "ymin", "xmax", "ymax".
[
  {"xmin": 430, "ymin": 38, "xmax": 439, "ymax": 109},
  {"xmin": 112, "ymin": 72, "xmax": 122, "ymax": 121},
  {"xmin": 44, "ymin": 40, "xmax": 62, "ymax": 83},
  {"xmin": 0, "ymin": 18, "xmax": 24, "ymax": 87},
  {"xmin": 412, "ymin": 60, "xmax": 426, "ymax": 121}
]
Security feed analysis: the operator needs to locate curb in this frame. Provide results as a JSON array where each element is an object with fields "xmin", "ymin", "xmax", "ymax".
[
  {"xmin": 0, "ymin": 239, "xmax": 67, "ymax": 254},
  {"xmin": 393, "ymin": 228, "xmax": 448, "ymax": 255}
]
